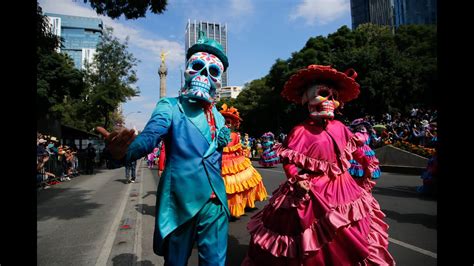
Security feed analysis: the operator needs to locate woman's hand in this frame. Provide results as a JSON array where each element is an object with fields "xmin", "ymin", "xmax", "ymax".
[
  {"xmin": 297, "ymin": 180, "xmax": 311, "ymax": 191},
  {"xmin": 294, "ymin": 179, "xmax": 311, "ymax": 198}
]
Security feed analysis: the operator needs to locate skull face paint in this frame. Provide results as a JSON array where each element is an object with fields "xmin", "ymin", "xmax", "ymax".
[
  {"xmin": 181, "ymin": 52, "xmax": 224, "ymax": 103},
  {"xmin": 302, "ymin": 84, "xmax": 340, "ymax": 120}
]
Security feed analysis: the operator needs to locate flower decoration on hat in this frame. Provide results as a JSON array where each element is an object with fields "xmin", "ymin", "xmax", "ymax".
[{"xmin": 220, "ymin": 103, "xmax": 242, "ymax": 128}]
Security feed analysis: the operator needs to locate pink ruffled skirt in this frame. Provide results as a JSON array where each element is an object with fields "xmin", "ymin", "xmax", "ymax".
[{"xmin": 242, "ymin": 171, "xmax": 395, "ymax": 266}]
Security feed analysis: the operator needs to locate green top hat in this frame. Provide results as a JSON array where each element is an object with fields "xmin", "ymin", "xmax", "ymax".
[{"xmin": 186, "ymin": 31, "xmax": 229, "ymax": 71}]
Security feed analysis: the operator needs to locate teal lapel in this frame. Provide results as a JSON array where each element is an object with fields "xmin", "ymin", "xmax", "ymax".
[{"xmin": 178, "ymin": 98, "xmax": 211, "ymax": 144}]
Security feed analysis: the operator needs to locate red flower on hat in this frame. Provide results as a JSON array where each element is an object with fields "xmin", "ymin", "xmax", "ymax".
[{"xmin": 220, "ymin": 104, "xmax": 242, "ymax": 127}]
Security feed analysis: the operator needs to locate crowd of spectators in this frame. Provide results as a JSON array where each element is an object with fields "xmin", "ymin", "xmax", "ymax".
[
  {"xmin": 36, "ymin": 132, "xmax": 97, "ymax": 190},
  {"xmin": 347, "ymin": 107, "xmax": 438, "ymax": 151}
]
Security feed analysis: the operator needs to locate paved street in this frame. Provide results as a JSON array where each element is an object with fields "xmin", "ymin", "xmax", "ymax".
[{"xmin": 37, "ymin": 160, "xmax": 436, "ymax": 265}]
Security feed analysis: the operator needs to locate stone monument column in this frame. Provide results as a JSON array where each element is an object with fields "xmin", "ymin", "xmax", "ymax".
[{"xmin": 159, "ymin": 51, "xmax": 168, "ymax": 98}]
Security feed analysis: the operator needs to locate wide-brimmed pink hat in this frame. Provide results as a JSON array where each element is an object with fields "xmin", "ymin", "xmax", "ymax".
[{"xmin": 281, "ymin": 65, "xmax": 360, "ymax": 104}]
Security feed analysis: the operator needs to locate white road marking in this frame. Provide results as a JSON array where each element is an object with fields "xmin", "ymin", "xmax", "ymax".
[
  {"xmin": 389, "ymin": 237, "xmax": 437, "ymax": 259},
  {"xmin": 133, "ymin": 160, "xmax": 145, "ymax": 265},
  {"xmin": 95, "ymin": 169, "xmax": 133, "ymax": 266}
]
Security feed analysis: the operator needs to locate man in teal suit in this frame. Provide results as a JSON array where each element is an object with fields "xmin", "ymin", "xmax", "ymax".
[{"xmin": 97, "ymin": 32, "xmax": 231, "ymax": 266}]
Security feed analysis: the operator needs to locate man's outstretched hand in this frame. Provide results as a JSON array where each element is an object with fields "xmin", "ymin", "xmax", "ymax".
[{"xmin": 96, "ymin": 127, "xmax": 136, "ymax": 160}]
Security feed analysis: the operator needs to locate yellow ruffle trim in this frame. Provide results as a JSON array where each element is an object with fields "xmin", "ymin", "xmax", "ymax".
[
  {"xmin": 223, "ymin": 143, "xmax": 242, "ymax": 153},
  {"xmin": 223, "ymin": 166, "xmax": 264, "ymax": 194},
  {"xmin": 222, "ymin": 158, "xmax": 252, "ymax": 175},
  {"xmin": 227, "ymin": 181, "xmax": 268, "ymax": 218}
]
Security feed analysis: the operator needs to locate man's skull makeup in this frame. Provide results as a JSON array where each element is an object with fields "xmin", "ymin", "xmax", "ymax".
[
  {"xmin": 181, "ymin": 52, "xmax": 224, "ymax": 103},
  {"xmin": 302, "ymin": 84, "xmax": 340, "ymax": 120}
]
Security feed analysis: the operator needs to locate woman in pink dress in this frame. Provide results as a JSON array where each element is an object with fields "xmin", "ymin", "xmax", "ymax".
[
  {"xmin": 348, "ymin": 118, "xmax": 381, "ymax": 193},
  {"xmin": 242, "ymin": 65, "xmax": 395, "ymax": 266}
]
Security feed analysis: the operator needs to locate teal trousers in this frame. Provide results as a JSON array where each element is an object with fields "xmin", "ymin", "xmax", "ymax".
[{"xmin": 163, "ymin": 198, "xmax": 228, "ymax": 266}]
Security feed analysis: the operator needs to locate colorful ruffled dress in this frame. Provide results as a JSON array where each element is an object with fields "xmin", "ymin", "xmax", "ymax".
[
  {"xmin": 222, "ymin": 132, "xmax": 268, "ymax": 218},
  {"xmin": 243, "ymin": 119, "xmax": 395, "ymax": 266},
  {"xmin": 417, "ymin": 153, "xmax": 437, "ymax": 196},
  {"xmin": 259, "ymin": 139, "xmax": 279, "ymax": 167},
  {"xmin": 348, "ymin": 132, "xmax": 381, "ymax": 191},
  {"xmin": 147, "ymin": 147, "xmax": 159, "ymax": 168}
]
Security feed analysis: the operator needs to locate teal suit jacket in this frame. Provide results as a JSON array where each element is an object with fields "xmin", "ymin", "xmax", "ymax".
[{"xmin": 126, "ymin": 97, "xmax": 230, "ymax": 255}]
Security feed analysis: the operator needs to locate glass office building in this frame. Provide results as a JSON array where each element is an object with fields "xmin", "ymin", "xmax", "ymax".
[
  {"xmin": 351, "ymin": 0, "xmax": 437, "ymax": 30},
  {"xmin": 45, "ymin": 13, "xmax": 104, "ymax": 69},
  {"xmin": 185, "ymin": 20, "xmax": 228, "ymax": 87},
  {"xmin": 351, "ymin": 0, "xmax": 394, "ymax": 29},
  {"xmin": 394, "ymin": 0, "xmax": 437, "ymax": 27},
  {"xmin": 350, "ymin": 0, "xmax": 371, "ymax": 30}
]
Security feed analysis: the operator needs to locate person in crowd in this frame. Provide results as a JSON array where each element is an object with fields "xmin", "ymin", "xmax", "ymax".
[
  {"xmin": 241, "ymin": 133, "xmax": 252, "ymax": 158},
  {"xmin": 85, "ymin": 143, "xmax": 96, "ymax": 174},
  {"xmin": 37, "ymin": 152, "xmax": 56, "ymax": 189},
  {"xmin": 125, "ymin": 160, "xmax": 137, "ymax": 183},
  {"xmin": 258, "ymin": 132, "xmax": 279, "ymax": 167},
  {"xmin": 37, "ymin": 138, "xmax": 47, "ymax": 156},
  {"xmin": 70, "ymin": 144, "xmax": 79, "ymax": 176},
  {"xmin": 243, "ymin": 65, "xmax": 394, "ymax": 265},
  {"xmin": 348, "ymin": 118, "xmax": 381, "ymax": 192},
  {"xmin": 125, "ymin": 129, "xmax": 139, "ymax": 183},
  {"xmin": 417, "ymin": 146, "xmax": 438, "ymax": 197},
  {"xmin": 147, "ymin": 148, "xmax": 157, "ymax": 169},
  {"xmin": 220, "ymin": 104, "xmax": 268, "ymax": 219},
  {"xmin": 96, "ymin": 31, "xmax": 232, "ymax": 265}
]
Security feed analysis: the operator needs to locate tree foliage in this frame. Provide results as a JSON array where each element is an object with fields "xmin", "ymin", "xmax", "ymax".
[
  {"xmin": 78, "ymin": 27, "xmax": 140, "ymax": 131},
  {"xmin": 229, "ymin": 24, "xmax": 437, "ymax": 136},
  {"xmin": 84, "ymin": 0, "xmax": 168, "ymax": 19}
]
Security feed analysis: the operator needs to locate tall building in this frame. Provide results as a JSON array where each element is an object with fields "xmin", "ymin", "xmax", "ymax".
[
  {"xmin": 394, "ymin": 0, "xmax": 437, "ymax": 28},
  {"xmin": 350, "ymin": 0, "xmax": 394, "ymax": 29},
  {"xmin": 185, "ymin": 20, "xmax": 228, "ymax": 87},
  {"xmin": 45, "ymin": 13, "xmax": 104, "ymax": 69}
]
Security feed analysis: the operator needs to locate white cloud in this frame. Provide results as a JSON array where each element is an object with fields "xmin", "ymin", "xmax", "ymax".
[
  {"xmin": 229, "ymin": 0, "xmax": 254, "ymax": 17},
  {"xmin": 290, "ymin": 0, "xmax": 350, "ymax": 25}
]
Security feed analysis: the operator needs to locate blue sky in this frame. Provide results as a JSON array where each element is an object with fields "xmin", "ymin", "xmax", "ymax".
[{"xmin": 40, "ymin": 0, "xmax": 352, "ymax": 130}]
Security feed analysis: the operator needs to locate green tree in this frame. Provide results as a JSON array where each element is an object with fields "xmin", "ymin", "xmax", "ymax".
[
  {"xmin": 231, "ymin": 24, "xmax": 436, "ymax": 134},
  {"xmin": 84, "ymin": 0, "xmax": 168, "ymax": 19},
  {"xmin": 81, "ymin": 27, "xmax": 140, "ymax": 131}
]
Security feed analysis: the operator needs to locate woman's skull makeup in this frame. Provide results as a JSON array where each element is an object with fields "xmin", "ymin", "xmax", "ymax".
[
  {"xmin": 302, "ymin": 84, "xmax": 340, "ymax": 120},
  {"xmin": 355, "ymin": 124, "xmax": 367, "ymax": 133},
  {"xmin": 181, "ymin": 52, "xmax": 224, "ymax": 103}
]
